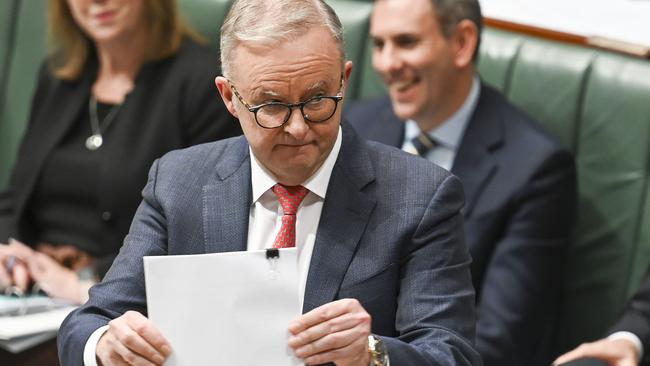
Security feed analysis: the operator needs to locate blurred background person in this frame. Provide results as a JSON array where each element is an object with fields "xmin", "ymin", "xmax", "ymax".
[
  {"xmin": 0, "ymin": 0, "xmax": 240, "ymax": 305},
  {"xmin": 344, "ymin": 0, "xmax": 576, "ymax": 365}
]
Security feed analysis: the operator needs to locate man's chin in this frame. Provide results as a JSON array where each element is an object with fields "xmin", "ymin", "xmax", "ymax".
[{"xmin": 391, "ymin": 102, "xmax": 419, "ymax": 121}]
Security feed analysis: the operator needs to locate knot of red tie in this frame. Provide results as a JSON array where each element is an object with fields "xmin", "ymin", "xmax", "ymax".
[
  {"xmin": 272, "ymin": 184, "xmax": 309, "ymax": 215},
  {"xmin": 272, "ymin": 184, "xmax": 309, "ymax": 248}
]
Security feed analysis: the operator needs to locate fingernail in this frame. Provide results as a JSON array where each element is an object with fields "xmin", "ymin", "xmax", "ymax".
[
  {"xmin": 161, "ymin": 345, "xmax": 172, "ymax": 356},
  {"xmin": 153, "ymin": 354, "xmax": 164, "ymax": 364}
]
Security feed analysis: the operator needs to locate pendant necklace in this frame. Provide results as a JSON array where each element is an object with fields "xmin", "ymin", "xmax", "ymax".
[{"xmin": 86, "ymin": 95, "xmax": 122, "ymax": 151}]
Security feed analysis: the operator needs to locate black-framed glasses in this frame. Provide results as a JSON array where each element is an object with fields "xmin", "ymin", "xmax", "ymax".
[{"xmin": 228, "ymin": 77, "xmax": 344, "ymax": 129}]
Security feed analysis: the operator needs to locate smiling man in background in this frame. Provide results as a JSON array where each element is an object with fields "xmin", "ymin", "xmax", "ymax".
[{"xmin": 345, "ymin": 0, "xmax": 577, "ymax": 365}]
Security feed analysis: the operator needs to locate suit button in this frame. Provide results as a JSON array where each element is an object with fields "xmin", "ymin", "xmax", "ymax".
[{"xmin": 101, "ymin": 211, "xmax": 113, "ymax": 222}]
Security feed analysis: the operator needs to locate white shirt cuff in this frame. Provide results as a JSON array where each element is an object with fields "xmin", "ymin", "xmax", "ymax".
[
  {"xmin": 83, "ymin": 325, "xmax": 110, "ymax": 366},
  {"xmin": 608, "ymin": 331, "xmax": 644, "ymax": 360}
]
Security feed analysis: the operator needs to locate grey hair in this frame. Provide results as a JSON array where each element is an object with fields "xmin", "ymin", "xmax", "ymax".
[
  {"xmin": 220, "ymin": 0, "xmax": 345, "ymax": 78},
  {"xmin": 430, "ymin": 0, "xmax": 483, "ymax": 60}
]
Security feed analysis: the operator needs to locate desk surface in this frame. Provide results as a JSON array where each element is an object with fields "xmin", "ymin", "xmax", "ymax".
[{"xmin": 480, "ymin": 0, "xmax": 650, "ymax": 49}]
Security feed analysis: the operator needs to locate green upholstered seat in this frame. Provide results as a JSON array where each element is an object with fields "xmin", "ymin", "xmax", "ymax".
[
  {"xmin": 326, "ymin": 0, "xmax": 373, "ymax": 100},
  {"xmin": 506, "ymin": 37, "xmax": 595, "ymax": 152},
  {"xmin": 178, "ymin": 0, "xmax": 233, "ymax": 48},
  {"xmin": 0, "ymin": 0, "xmax": 47, "ymax": 189},
  {"xmin": 477, "ymin": 28, "xmax": 524, "ymax": 94},
  {"xmin": 477, "ymin": 30, "xmax": 650, "ymax": 350},
  {"xmin": 0, "ymin": 1, "xmax": 18, "ymax": 108},
  {"xmin": 563, "ymin": 52, "xmax": 650, "ymax": 345}
]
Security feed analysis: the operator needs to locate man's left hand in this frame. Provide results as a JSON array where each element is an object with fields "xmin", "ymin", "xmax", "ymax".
[{"xmin": 288, "ymin": 298, "xmax": 372, "ymax": 366}]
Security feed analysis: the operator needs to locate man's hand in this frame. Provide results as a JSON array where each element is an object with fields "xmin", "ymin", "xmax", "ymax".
[
  {"xmin": 96, "ymin": 311, "xmax": 171, "ymax": 366},
  {"xmin": 288, "ymin": 298, "xmax": 372, "ymax": 366},
  {"xmin": 553, "ymin": 338, "xmax": 638, "ymax": 366}
]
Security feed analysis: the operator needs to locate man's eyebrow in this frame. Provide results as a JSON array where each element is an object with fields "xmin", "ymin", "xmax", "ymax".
[
  {"xmin": 249, "ymin": 88, "xmax": 281, "ymax": 101},
  {"xmin": 306, "ymin": 80, "xmax": 328, "ymax": 92}
]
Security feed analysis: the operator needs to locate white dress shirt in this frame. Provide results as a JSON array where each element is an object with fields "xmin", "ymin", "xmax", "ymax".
[
  {"xmin": 83, "ymin": 127, "xmax": 343, "ymax": 365},
  {"xmin": 401, "ymin": 76, "xmax": 480, "ymax": 170}
]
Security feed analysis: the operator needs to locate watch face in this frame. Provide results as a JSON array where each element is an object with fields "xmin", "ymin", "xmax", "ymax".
[{"xmin": 369, "ymin": 335, "xmax": 388, "ymax": 365}]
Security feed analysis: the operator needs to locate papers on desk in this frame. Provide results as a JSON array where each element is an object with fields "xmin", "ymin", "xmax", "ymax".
[
  {"xmin": 0, "ymin": 295, "xmax": 76, "ymax": 353},
  {"xmin": 144, "ymin": 248, "xmax": 303, "ymax": 366}
]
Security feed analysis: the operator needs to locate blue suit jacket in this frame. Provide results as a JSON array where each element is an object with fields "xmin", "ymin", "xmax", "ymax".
[
  {"xmin": 345, "ymin": 84, "xmax": 577, "ymax": 366},
  {"xmin": 58, "ymin": 124, "xmax": 482, "ymax": 366}
]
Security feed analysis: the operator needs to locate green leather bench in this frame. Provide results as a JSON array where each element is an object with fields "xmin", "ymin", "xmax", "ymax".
[{"xmin": 1, "ymin": 0, "xmax": 649, "ymax": 353}]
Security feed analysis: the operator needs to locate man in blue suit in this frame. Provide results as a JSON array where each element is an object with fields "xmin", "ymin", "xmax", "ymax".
[
  {"xmin": 57, "ymin": 1, "xmax": 481, "ymax": 365},
  {"xmin": 345, "ymin": 0, "xmax": 576, "ymax": 365}
]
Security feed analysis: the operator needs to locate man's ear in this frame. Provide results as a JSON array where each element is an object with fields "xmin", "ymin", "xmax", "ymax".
[
  {"xmin": 344, "ymin": 60, "xmax": 353, "ymax": 83},
  {"xmin": 452, "ymin": 19, "xmax": 478, "ymax": 69},
  {"xmin": 215, "ymin": 76, "xmax": 239, "ymax": 118}
]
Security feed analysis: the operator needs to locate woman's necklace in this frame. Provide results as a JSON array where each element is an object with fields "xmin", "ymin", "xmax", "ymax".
[{"xmin": 86, "ymin": 95, "xmax": 122, "ymax": 151}]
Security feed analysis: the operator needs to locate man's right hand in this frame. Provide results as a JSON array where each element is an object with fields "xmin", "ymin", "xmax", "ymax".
[
  {"xmin": 96, "ymin": 311, "xmax": 171, "ymax": 366},
  {"xmin": 553, "ymin": 338, "xmax": 638, "ymax": 366}
]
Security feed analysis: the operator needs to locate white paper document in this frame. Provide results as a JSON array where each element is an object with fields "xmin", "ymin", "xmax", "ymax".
[{"xmin": 144, "ymin": 249, "xmax": 303, "ymax": 366}]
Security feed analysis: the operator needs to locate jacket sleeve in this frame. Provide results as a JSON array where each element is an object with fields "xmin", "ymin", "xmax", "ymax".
[
  {"xmin": 608, "ymin": 272, "xmax": 650, "ymax": 366},
  {"xmin": 475, "ymin": 148, "xmax": 577, "ymax": 366},
  {"xmin": 383, "ymin": 174, "xmax": 482, "ymax": 365}
]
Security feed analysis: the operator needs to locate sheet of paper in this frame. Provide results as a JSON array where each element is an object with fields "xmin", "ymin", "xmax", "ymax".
[{"xmin": 144, "ymin": 249, "xmax": 303, "ymax": 366}]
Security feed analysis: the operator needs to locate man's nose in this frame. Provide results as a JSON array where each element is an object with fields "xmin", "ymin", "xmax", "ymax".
[{"xmin": 283, "ymin": 108, "xmax": 309, "ymax": 139}]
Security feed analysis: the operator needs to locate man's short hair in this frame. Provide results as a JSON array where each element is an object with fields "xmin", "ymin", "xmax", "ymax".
[
  {"xmin": 220, "ymin": 0, "xmax": 345, "ymax": 78},
  {"xmin": 430, "ymin": 0, "xmax": 483, "ymax": 57}
]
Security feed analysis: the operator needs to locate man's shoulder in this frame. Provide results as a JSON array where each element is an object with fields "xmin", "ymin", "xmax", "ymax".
[
  {"xmin": 155, "ymin": 136, "xmax": 248, "ymax": 176},
  {"xmin": 360, "ymin": 135, "xmax": 455, "ymax": 188},
  {"xmin": 477, "ymin": 84, "xmax": 569, "ymax": 157},
  {"xmin": 344, "ymin": 95, "xmax": 397, "ymax": 128}
]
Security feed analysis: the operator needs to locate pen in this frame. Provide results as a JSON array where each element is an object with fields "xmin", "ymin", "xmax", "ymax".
[{"xmin": 6, "ymin": 255, "xmax": 17, "ymax": 274}]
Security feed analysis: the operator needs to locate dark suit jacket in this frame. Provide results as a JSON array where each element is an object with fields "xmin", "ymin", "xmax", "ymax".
[
  {"xmin": 58, "ymin": 125, "xmax": 482, "ymax": 366},
  {"xmin": 345, "ymin": 84, "xmax": 577, "ymax": 366},
  {"xmin": 0, "ymin": 39, "xmax": 241, "ymax": 274},
  {"xmin": 609, "ymin": 273, "xmax": 650, "ymax": 366}
]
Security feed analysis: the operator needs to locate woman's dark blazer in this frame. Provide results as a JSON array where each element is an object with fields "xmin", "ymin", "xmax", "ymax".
[{"xmin": 0, "ymin": 39, "xmax": 241, "ymax": 274}]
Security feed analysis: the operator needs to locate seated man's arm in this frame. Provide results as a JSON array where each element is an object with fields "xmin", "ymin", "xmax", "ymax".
[
  {"xmin": 58, "ymin": 159, "xmax": 171, "ymax": 366},
  {"xmin": 476, "ymin": 148, "xmax": 577, "ymax": 366},
  {"xmin": 385, "ymin": 174, "xmax": 481, "ymax": 365}
]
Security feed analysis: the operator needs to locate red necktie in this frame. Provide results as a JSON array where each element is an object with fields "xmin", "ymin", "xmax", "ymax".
[{"xmin": 272, "ymin": 184, "xmax": 309, "ymax": 248}]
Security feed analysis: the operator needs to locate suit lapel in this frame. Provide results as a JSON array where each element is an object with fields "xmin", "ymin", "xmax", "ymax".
[
  {"xmin": 303, "ymin": 125, "xmax": 377, "ymax": 313},
  {"xmin": 451, "ymin": 84, "xmax": 504, "ymax": 217},
  {"xmin": 203, "ymin": 137, "xmax": 251, "ymax": 253}
]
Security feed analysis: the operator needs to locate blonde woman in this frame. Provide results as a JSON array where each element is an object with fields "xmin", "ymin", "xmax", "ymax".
[{"xmin": 0, "ymin": 0, "xmax": 240, "ymax": 304}]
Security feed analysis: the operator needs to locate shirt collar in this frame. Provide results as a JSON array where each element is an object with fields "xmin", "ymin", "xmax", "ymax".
[
  {"xmin": 405, "ymin": 76, "xmax": 481, "ymax": 150},
  {"xmin": 250, "ymin": 125, "xmax": 343, "ymax": 203}
]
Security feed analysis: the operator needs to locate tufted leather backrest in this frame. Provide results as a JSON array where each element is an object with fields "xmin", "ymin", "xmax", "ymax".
[
  {"xmin": 475, "ymin": 28, "xmax": 650, "ymax": 350},
  {"xmin": 0, "ymin": 0, "xmax": 47, "ymax": 188}
]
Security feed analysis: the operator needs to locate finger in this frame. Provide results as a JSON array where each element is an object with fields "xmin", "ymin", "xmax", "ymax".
[
  {"xmin": 294, "ymin": 326, "xmax": 365, "ymax": 359},
  {"xmin": 289, "ymin": 299, "xmax": 357, "ymax": 334},
  {"xmin": 8, "ymin": 239, "xmax": 34, "ymax": 260},
  {"xmin": 12, "ymin": 262, "xmax": 31, "ymax": 292},
  {"xmin": 0, "ymin": 264, "xmax": 11, "ymax": 289},
  {"xmin": 112, "ymin": 324, "xmax": 166, "ymax": 365},
  {"xmin": 111, "ymin": 334, "xmax": 161, "ymax": 366},
  {"xmin": 123, "ymin": 312, "xmax": 171, "ymax": 359},
  {"xmin": 301, "ymin": 331, "xmax": 368, "ymax": 365},
  {"xmin": 288, "ymin": 309, "xmax": 369, "ymax": 348}
]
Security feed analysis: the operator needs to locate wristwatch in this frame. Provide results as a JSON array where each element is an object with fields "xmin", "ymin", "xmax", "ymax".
[{"xmin": 367, "ymin": 334, "xmax": 389, "ymax": 366}]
